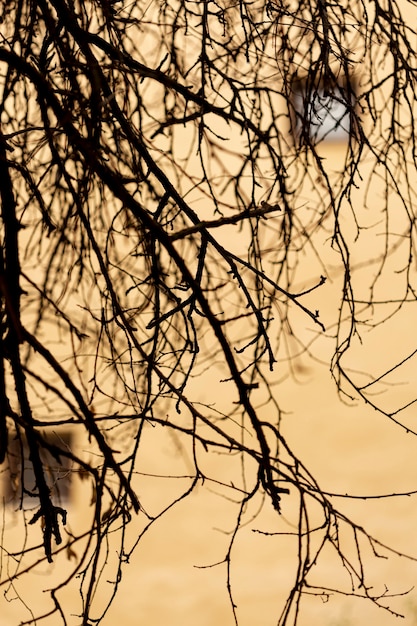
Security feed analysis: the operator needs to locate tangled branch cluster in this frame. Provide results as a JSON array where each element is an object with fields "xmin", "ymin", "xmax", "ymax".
[{"xmin": 0, "ymin": 0, "xmax": 416, "ymax": 624}]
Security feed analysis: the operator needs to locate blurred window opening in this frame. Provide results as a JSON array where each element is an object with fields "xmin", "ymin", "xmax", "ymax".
[
  {"xmin": 292, "ymin": 76, "xmax": 355, "ymax": 143},
  {"xmin": 4, "ymin": 429, "xmax": 73, "ymax": 507}
]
